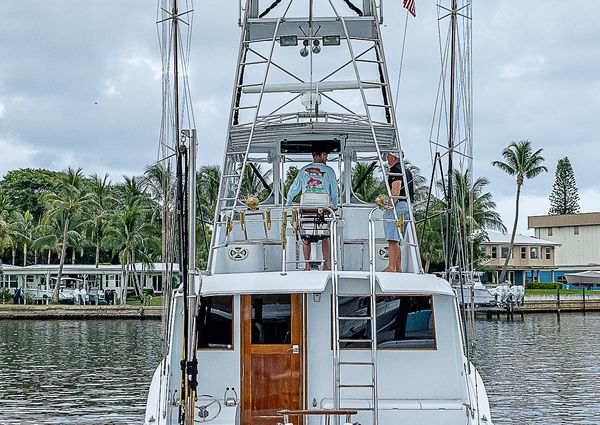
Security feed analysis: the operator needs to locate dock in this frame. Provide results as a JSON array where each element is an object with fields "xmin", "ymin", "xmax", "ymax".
[
  {"xmin": 474, "ymin": 293, "xmax": 600, "ymax": 318},
  {"xmin": 0, "ymin": 304, "xmax": 164, "ymax": 320}
]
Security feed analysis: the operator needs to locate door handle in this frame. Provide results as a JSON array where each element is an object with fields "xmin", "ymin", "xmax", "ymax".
[{"xmin": 288, "ymin": 344, "xmax": 299, "ymax": 354}]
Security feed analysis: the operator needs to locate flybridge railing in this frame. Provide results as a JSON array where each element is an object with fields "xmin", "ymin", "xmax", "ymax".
[{"xmin": 210, "ymin": 204, "xmax": 340, "ymax": 275}]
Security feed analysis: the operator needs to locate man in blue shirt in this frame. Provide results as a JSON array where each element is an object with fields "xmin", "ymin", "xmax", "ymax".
[{"xmin": 287, "ymin": 151, "xmax": 338, "ymax": 270}]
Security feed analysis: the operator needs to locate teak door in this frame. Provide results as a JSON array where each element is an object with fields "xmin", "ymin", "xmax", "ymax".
[{"xmin": 241, "ymin": 294, "xmax": 303, "ymax": 425}]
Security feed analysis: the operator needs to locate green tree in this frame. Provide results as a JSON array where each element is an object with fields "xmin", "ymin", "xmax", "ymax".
[
  {"xmin": 42, "ymin": 168, "xmax": 91, "ymax": 303},
  {"xmin": 11, "ymin": 210, "xmax": 36, "ymax": 266},
  {"xmin": 105, "ymin": 176, "xmax": 159, "ymax": 302},
  {"xmin": 492, "ymin": 140, "xmax": 547, "ymax": 282},
  {"xmin": 549, "ymin": 157, "xmax": 580, "ymax": 215},
  {"xmin": 82, "ymin": 174, "xmax": 114, "ymax": 267},
  {"xmin": 0, "ymin": 191, "xmax": 14, "ymax": 258},
  {"xmin": 351, "ymin": 162, "xmax": 384, "ymax": 202},
  {"xmin": 0, "ymin": 168, "xmax": 61, "ymax": 220}
]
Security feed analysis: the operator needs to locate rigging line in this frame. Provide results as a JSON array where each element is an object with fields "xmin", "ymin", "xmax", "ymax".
[
  {"xmin": 341, "ymin": 0, "xmax": 363, "ymax": 16},
  {"xmin": 393, "ymin": 11, "xmax": 409, "ymax": 109},
  {"xmin": 259, "ymin": 0, "xmax": 283, "ymax": 18}
]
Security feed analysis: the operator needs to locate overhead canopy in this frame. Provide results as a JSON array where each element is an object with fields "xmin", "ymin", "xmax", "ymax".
[
  {"xmin": 199, "ymin": 271, "xmax": 453, "ymax": 297},
  {"xmin": 199, "ymin": 271, "xmax": 330, "ymax": 296},
  {"xmin": 565, "ymin": 271, "xmax": 600, "ymax": 286}
]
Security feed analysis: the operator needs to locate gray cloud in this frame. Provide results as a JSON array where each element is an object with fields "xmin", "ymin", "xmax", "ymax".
[{"xmin": 1, "ymin": 1, "xmax": 598, "ymax": 231}]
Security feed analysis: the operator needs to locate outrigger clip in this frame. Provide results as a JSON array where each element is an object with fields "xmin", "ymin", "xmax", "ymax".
[
  {"xmin": 226, "ymin": 216, "xmax": 232, "ymax": 236},
  {"xmin": 265, "ymin": 208, "xmax": 272, "ymax": 230},
  {"xmin": 281, "ymin": 209, "xmax": 288, "ymax": 250}
]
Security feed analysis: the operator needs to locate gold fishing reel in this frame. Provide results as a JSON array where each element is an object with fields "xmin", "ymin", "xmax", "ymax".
[
  {"xmin": 375, "ymin": 194, "xmax": 393, "ymax": 211},
  {"xmin": 244, "ymin": 194, "xmax": 260, "ymax": 210}
]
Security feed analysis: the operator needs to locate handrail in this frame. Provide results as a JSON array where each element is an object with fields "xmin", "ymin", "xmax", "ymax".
[
  {"xmin": 277, "ymin": 409, "xmax": 357, "ymax": 425},
  {"xmin": 210, "ymin": 204, "xmax": 340, "ymax": 276}
]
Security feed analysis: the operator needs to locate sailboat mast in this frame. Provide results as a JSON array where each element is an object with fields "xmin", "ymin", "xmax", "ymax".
[{"xmin": 445, "ymin": 0, "xmax": 458, "ymax": 273}]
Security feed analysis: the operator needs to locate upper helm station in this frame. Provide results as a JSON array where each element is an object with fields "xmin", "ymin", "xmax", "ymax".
[{"xmin": 209, "ymin": 0, "xmax": 422, "ymax": 275}]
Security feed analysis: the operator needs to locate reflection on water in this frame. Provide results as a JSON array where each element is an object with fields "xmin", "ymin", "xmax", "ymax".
[
  {"xmin": 0, "ymin": 320, "xmax": 162, "ymax": 424},
  {"xmin": 1, "ymin": 314, "xmax": 600, "ymax": 424},
  {"xmin": 473, "ymin": 312, "xmax": 600, "ymax": 424}
]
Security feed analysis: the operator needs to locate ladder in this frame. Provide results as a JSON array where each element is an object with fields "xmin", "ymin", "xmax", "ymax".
[
  {"xmin": 332, "ymin": 2, "xmax": 422, "ymax": 269},
  {"xmin": 332, "ymin": 270, "xmax": 379, "ymax": 425},
  {"xmin": 215, "ymin": 18, "xmax": 283, "ymax": 218}
]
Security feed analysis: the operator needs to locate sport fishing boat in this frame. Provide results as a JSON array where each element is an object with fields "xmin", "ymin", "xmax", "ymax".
[{"xmin": 145, "ymin": 1, "xmax": 494, "ymax": 424}]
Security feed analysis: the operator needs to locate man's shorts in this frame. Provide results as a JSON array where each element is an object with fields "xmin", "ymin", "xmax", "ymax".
[{"xmin": 383, "ymin": 201, "xmax": 409, "ymax": 242}]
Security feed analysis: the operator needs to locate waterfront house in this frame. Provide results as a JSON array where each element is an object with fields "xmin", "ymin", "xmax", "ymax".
[
  {"xmin": 480, "ymin": 231, "xmax": 560, "ymax": 285},
  {"xmin": 528, "ymin": 212, "xmax": 600, "ymax": 287},
  {"xmin": 0, "ymin": 263, "xmax": 174, "ymax": 300}
]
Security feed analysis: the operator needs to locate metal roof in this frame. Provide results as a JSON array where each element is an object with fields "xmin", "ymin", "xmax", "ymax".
[{"xmin": 482, "ymin": 231, "xmax": 560, "ymax": 246}]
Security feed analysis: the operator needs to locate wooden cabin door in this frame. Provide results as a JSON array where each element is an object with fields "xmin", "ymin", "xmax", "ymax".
[{"xmin": 241, "ymin": 294, "xmax": 303, "ymax": 425}]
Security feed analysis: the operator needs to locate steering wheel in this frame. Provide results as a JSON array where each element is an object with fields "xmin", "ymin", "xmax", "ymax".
[{"xmin": 197, "ymin": 394, "xmax": 222, "ymax": 422}]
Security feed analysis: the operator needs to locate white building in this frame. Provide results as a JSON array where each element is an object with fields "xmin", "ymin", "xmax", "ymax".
[{"xmin": 528, "ymin": 212, "xmax": 600, "ymax": 269}]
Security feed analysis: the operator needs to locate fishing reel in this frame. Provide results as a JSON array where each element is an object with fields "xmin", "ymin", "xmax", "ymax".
[{"xmin": 375, "ymin": 194, "xmax": 393, "ymax": 211}]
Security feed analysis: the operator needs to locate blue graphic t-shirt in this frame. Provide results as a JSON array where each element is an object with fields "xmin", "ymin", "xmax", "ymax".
[{"xmin": 286, "ymin": 162, "xmax": 338, "ymax": 209}]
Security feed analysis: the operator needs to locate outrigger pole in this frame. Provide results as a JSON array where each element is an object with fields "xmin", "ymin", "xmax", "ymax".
[{"xmin": 167, "ymin": 0, "xmax": 197, "ymax": 423}]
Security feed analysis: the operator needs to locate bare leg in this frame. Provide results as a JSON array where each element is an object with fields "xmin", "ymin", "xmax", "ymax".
[
  {"xmin": 321, "ymin": 237, "xmax": 331, "ymax": 270},
  {"xmin": 385, "ymin": 241, "xmax": 400, "ymax": 272},
  {"xmin": 303, "ymin": 240, "xmax": 311, "ymax": 270}
]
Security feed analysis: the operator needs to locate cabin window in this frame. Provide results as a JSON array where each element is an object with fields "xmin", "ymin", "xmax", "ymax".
[
  {"xmin": 501, "ymin": 246, "xmax": 510, "ymax": 259},
  {"xmin": 548, "ymin": 227, "xmax": 553, "ymax": 236},
  {"xmin": 574, "ymin": 226, "xmax": 579, "ymax": 235},
  {"xmin": 545, "ymin": 247, "xmax": 552, "ymax": 260},
  {"xmin": 197, "ymin": 296, "xmax": 234, "ymax": 349},
  {"xmin": 520, "ymin": 247, "xmax": 527, "ymax": 259},
  {"xmin": 337, "ymin": 295, "xmax": 435, "ymax": 350},
  {"xmin": 251, "ymin": 294, "xmax": 291, "ymax": 344},
  {"xmin": 491, "ymin": 247, "xmax": 497, "ymax": 259},
  {"xmin": 530, "ymin": 247, "xmax": 538, "ymax": 260}
]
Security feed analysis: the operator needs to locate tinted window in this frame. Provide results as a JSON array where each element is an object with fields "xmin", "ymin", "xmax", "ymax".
[
  {"xmin": 338, "ymin": 296, "xmax": 435, "ymax": 349},
  {"xmin": 251, "ymin": 294, "xmax": 291, "ymax": 344},
  {"xmin": 197, "ymin": 296, "xmax": 233, "ymax": 349}
]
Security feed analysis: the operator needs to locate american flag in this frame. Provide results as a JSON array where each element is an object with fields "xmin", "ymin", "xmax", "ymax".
[{"xmin": 403, "ymin": 0, "xmax": 416, "ymax": 17}]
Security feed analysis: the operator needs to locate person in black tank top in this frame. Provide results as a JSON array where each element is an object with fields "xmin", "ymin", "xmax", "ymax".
[{"xmin": 383, "ymin": 153, "xmax": 412, "ymax": 272}]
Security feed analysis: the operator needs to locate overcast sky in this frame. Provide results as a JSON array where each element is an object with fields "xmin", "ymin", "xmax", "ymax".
[{"xmin": 1, "ymin": 1, "xmax": 599, "ymax": 234}]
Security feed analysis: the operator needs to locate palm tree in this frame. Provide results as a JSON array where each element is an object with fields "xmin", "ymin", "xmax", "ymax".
[
  {"xmin": 0, "ymin": 192, "xmax": 14, "ymax": 259},
  {"xmin": 492, "ymin": 140, "xmax": 547, "ymax": 283},
  {"xmin": 450, "ymin": 169, "xmax": 506, "ymax": 269},
  {"xmin": 11, "ymin": 210, "xmax": 36, "ymax": 265},
  {"xmin": 82, "ymin": 174, "xmax": 114, "ymax": 267},
  {"xmin": 351, "ymin": 162, "xmax": 384, "ymax": 202},
  {"xmin": 105, "ymin": 177, "xmax": 159, "ymax": 302},
  {"xmin": 42, "ymin": 168, "xmax": 91, "ymax": 303}
]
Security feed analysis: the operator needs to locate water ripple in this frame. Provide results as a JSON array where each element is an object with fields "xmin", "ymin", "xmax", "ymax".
[
  {"xmin": 2, "ymin": 314, "xmax": 600, "ymax": 424},
  {"xmin": 0, "ymin": 320, "xmax": 162, "ymax": 424}
]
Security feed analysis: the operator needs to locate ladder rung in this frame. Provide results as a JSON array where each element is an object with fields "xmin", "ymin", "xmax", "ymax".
[
  {"xmin": 347, "ymin": 407, "xmax": 376, "ymax": 411},
  {"xmin": 226, "ymin": 151, "xmax": 247, "ymax": 155},
  {"xmin": 237, "ymin": 83, "xmax": 262, "ymax": 88},
  {"xmin": 220, "ymin": 197, "xmax": 237, "ymax": 201},
  {"xmin": 240, "ymin": 60, "xmax": 267, "ymax": 66},
  {"xmin": 222, "ymin": 174, "xmax": 240, "ymax": 178},
  {"xmin": 366, "ymin": 103, "xmax": 390, "ymax": 108},
  {"xmin": 357, "ymin": 59, "xmax": 384, "ymax": 64},
  {"xmin": 338, "ymin": 338, "xmax": 373, "ymax": 343},
  {"xmin": 338, "ymin": 361, "xmax": 375, "ymax": 366},
  {"xmin": 338, "ymin": 384, "xmax": 374, "ymax": 388},
  {"xmin": 361, "ymin": 80, "xmax": 386, "ymax": 86},
  {"xmin": 234, "ymin": 105, "xmax": 258, "ymax": 110},
  {"xmin": 338, "ymin": 316, "xmax": 372, "ymax": 321}
]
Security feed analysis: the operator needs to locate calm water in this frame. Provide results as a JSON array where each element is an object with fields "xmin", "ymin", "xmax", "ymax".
[{"xmin": 1, "ymin": 314, "xmax": 599, "ymax": 424}]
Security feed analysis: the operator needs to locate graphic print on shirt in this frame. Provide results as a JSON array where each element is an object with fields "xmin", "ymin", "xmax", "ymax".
[{"xmin": 303, "ymin": 167, "xmax": 326, "ymax": 193}]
